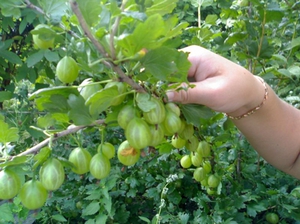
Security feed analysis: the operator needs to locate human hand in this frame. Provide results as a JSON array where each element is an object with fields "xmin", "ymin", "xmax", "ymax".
[{"xmin": 166, "ymin": 45, "xmax": 266, "ymax": 117}]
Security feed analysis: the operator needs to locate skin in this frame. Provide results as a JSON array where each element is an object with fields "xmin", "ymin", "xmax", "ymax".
[{"xmin": 167, "ymin": 45, "xmax": 300, "ymax": 179}]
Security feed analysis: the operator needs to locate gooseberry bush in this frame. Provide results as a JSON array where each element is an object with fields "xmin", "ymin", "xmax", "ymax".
[{"xmin": 0, "ymin": 0, "xmax": 300, "ymax": 223}]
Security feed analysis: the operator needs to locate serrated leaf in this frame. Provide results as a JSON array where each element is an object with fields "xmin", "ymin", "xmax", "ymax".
[
  {"xmin": 52, "ymin": 113, "xmax": 70, "ymax": 123},
  {"xmin": 246, "ymin": 203, "xmax": 266, "ymax": 217},
  {"xmin": 37, "ymin": 114, "xmax": 56, "ymax": 128},
  {"xmin": 82, "ymin": 201, "xmax": 100, "ymax": 216},
  {"xmin": 52, "ymin": 214, "xmax": 67, "ymax": 222},
  {"xmin": 146, "ymin": 0, "xmax": 178, "ymax": 16},
  {"xmin": 0, "ymin": 155, "xmax": 28, "ymax": 168},
  {"xmin": 86, "ymin": 86, "xmax": 119, "ymax": 116},
  {"xmin": 136, "ymin": 93, "xmax": 156, "ymax": 112},
  {"xmin": 141, "ymin": 47, "xmax": 190, "ymax": 82},
  {"xmin": 102, "ymin": 196, "xmax": 112, "ymax": 215},
  {"xmin": 76, "ymin": 0, "xmax": 102, "ymax": 27},
  {"xmin": 67, "ymin": 94, "xmax": 94, "ymax": 125},
  {"xmin": 157, "ymin": 142, "xmax": 173, "ymax": 154},
  {"xmin": 178, "ymin": 212, "xmax": 189, "ymax": 224},
  {"xmin": 0, "ymin": 203, "xmax": 14, "ymax": 222},
  {"xmin": 0, "ymin": 120, "xmax": 19, "ymax": 143},
  {"xmin": 118, "ymin": 14, "xmax": 165, "ymax": 56},
  {"xmin": 180, "ymin": 104, "xmax": 214, "ymax": 127},
  {"xmin": 35, "ymin": 94, "xmax": 70, "ymax": 113},
  {"xmin": 38, "ymin": 0, "xmax": 68, "ymax": 24}
]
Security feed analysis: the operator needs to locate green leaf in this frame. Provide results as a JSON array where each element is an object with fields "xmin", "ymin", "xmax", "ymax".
[
  {"xmin": 86, "ymin": 87, "xmax": 119, "ymax": 116},
  {"xmin": 44, "ymin": 50, "xmax": 59, "ymax": 62},
  {"xmin": 139, "ymin": 216, "xmax": 151, "ymax": 223},
  {"xmin": 37, "ymin": 114, "xmax": 56, "ymax": 128},
  {"xmin": 95, "ymin": 214, "xmax": 108, "ymax": 224},
  {"xmin": 136, "ymin": 93, "xmax": 156, "ymax": 112},
  {"xmin": 0, "ymin": 203, "xmax": 14, "ymax": 222},
  {"xmin": 157, "ymin": 142, "xmax": 173, "ymax": 154},
  {"xmin": 0, "ymin": 0, "xmax": 23, "ymax": 18},
  {"xmin": 277, "ymin": 69, "xmax": 292, "ymax": 79},
  {"xmin": 146, "ymin": 0, "xmax": 178, "ymax": 16},
  {"xmin": 247, "ymin": 202, "xmax": 266, "ymax": 217},
  {"xmin": 26, "ymin": 51, "xmax": 45, "ymax": 67},
  {"xmin": 0, "ymin": 91, "xmax": 13, "ymax": 102},
  {"xmin": 0, "ymin": 50, "xmax": 22, "ymax": 64},
  {"xmin": 52, "ymin": 214, "xmax": 67, "ymax": 222},
  {"xmin": 33, "ymin": 147, "xmax": 51, "ymax": 170},
  {"xmin": 141, "ymin": 46, "xmax": 190, "ymax": 82},
  {"xmin": 35, "ymin": 94, "xmax": 70, "ymax": 113},
  {"xmin": 0, "ymin": 155, "xmax": 28, "ymax": 168},
  {"xmin": 29, "ymin": 86, "xmax": 79, "ymax": 100},
  {"xmin": 118, "ymin": 14, "xmax": 165, "ymax": 56},
  {"xmin": 285, "ymin": 37, "xmax": 300, "ymax": 50},
  {"xmin": 82, "ymin": 201, "xmax": 100, "ymax": 216},
  {"xmin": 102, "ymin": 196, "xmax": 112, "ymax": 215},
  {"xmin": 76, "ymin": 0, "xmax": 102, "ymax": 27},
  {"xmin": 0, "ymin": 120, "xmax": 19, "ymax": 143},
  {"xmin": 178, "ymin": 212, "xmax": 189, "ymax": 224},
  {"xmin": 288, "ymin": 65, "xmax": 300, "ymax": 77},
  {"xmin": 67, "ymin": 94, "xmax": 94, "ymax": 125},
  {"xmin": 180, "ymin": 104, "xmax": 214, "ymax": 127},
  {"xmin": 38, "ymin": 0, "xmax": 68, "ymax": 24},
  {"xmin": 191, "ymin": 0, "xmax": 214, "ymax": 7}
]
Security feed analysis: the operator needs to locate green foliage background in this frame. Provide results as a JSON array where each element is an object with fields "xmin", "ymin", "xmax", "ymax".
[{"xmin": 0, "ymin": 0, "xmax": 300, "ymax": 223}]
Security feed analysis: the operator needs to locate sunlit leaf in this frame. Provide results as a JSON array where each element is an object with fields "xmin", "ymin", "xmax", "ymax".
[
  {"xmin": 118, "ymin": 14, "xmax": 165, "ymax": 56},
  {"xmin": 0, "ymin": 156, "xmax": 28, "ymax": 168},
  {"xmin": 76, "ymin": 0, "xmax": 102, "ymax": 27},
  {"xmin": 0, "ymin": 120, "xmax": 19, "ymax": 143},
  {"xmin": 86, "ymin": 86, "xmax": 119, "ymax": 116},
  {"xmin": 146, "ymin": 0, "xmax": 178, "ymax": 16},
  {"xmin": 141, "ymin": 46, "xmax": 190, "ymax": 82},
  {"xmin": 33, "ymin": 147, "xmax": 51, "ymax": 170}
]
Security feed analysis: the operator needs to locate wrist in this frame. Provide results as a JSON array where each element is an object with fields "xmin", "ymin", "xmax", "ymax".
[{"xmin": 226, "ymin": 76, "xmax": 268, "ymax": 120}]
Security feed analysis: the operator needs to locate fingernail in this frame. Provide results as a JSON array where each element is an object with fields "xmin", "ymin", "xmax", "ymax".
[{"xmin": 166, "ymin": 91, "xmax": 174, "ymax": 102}]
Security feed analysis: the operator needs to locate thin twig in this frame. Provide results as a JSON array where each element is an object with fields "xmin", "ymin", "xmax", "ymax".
[
  {"xmin": 70, "ymin": 0, "xmax": 145, "ymax": 93},
  {"xmin": 11, "ymin": 119, "xmax": 105, "ymax": 158},
  {"xmin": 110, "ymin": 0, "xmax": 127, "ymax": 59},
  {"xmin": 24, "ymin": 0, "xmax": 44, "ymax": 14}
]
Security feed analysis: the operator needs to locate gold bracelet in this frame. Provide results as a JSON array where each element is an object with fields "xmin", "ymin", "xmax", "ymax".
[{"xmin": 226, "ymin": 77, "xmax": 268, "ymax": 120}]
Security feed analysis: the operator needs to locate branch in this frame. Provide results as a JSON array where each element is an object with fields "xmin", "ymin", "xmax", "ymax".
[
  {"xmin": 12, "ymin": 119, "xmax": 105, "ymax": 158},
  {"xmin": 24, "ymin": 0, "xmax": 44, "ymax": 14},
  {"xmin": 70, "ymin": 0, "xmax": 146, "ymax": 93}
]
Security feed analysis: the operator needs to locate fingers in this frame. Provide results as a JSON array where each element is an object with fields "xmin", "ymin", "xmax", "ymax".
[{"xmin": 166, "ymin": 81, "xmax": 212, "ymax": 105}]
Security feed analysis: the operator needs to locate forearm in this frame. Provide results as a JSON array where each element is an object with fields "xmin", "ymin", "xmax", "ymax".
[{"xmin": 232, "ymin": 83, "xmax": 300, "ymax": 179}]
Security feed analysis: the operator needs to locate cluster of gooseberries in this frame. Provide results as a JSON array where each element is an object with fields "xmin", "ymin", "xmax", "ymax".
[{"xmin": 0, "ymin": 142, "xmax": 116, "ymax": 210}]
